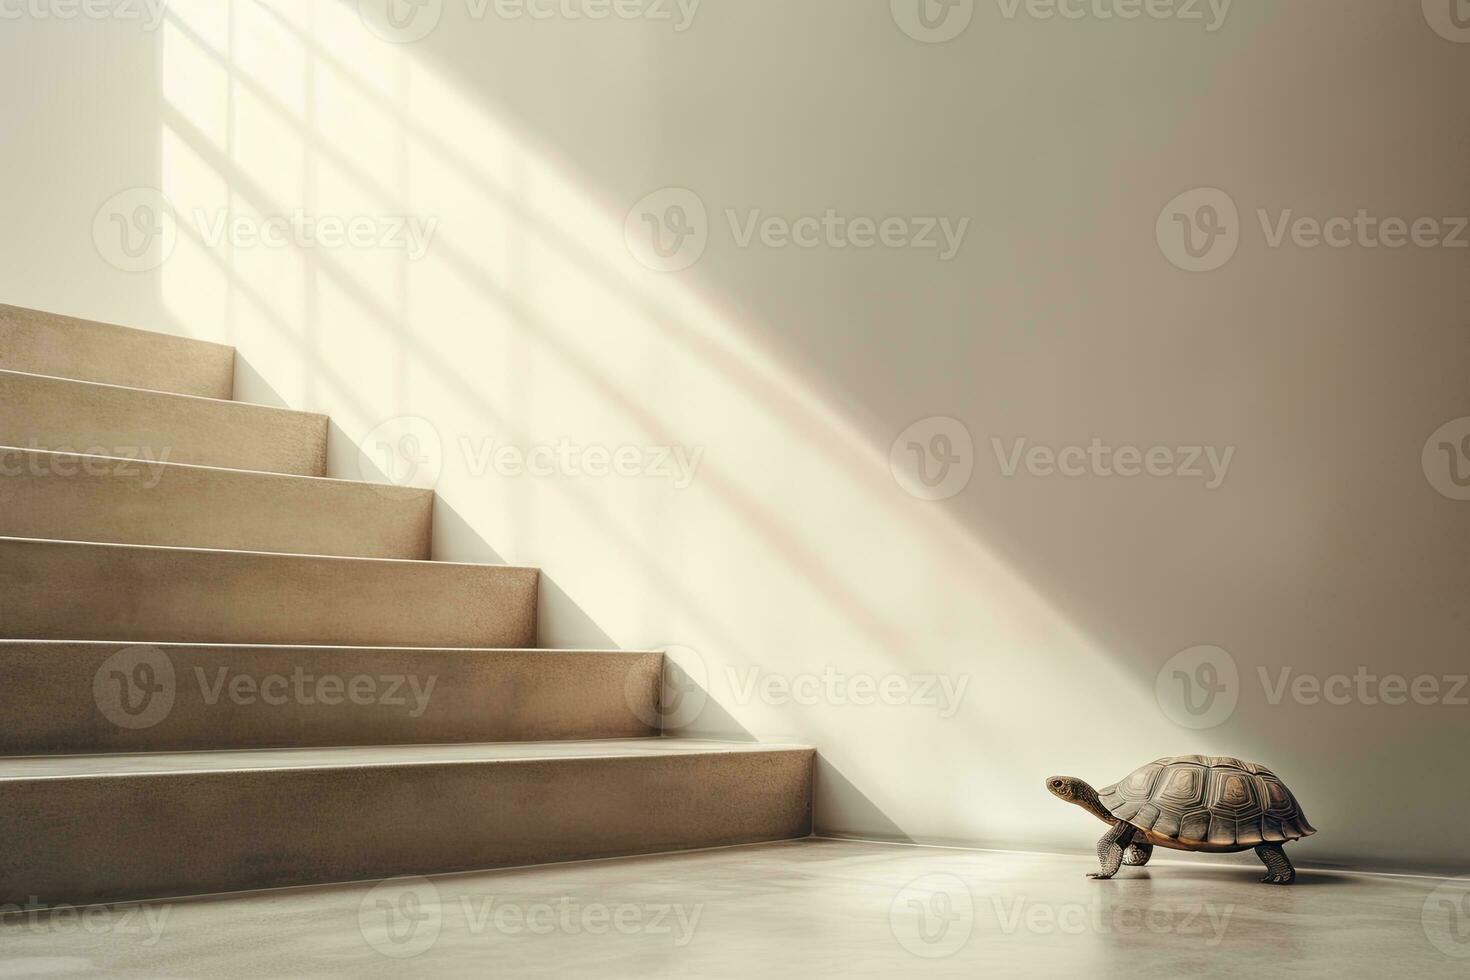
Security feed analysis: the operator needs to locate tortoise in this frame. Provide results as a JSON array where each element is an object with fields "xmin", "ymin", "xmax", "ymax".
[{"xmin": 1047, "ymin": 755, "xmax": 1316, "ymax": 885}]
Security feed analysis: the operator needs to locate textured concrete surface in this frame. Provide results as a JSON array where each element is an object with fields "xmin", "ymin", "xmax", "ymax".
[
  {"xmin": 0, "ymin": 446, "xmax": 432, "ymax": 559},
  {"xmin": 0, "ymin": 642, "xmax": 661, "ymax": 754},
  {"xmin": 0, "ymin": 304, "xmax": 235, "ymax": 399},
  {"xmin": 0, "ymin": 742, "xmax": 815, "ymax": 906},
  {"xmin": 0, "ymin": 369, "xmax": 327, "ymax": 477},
  {"xmin": 0, "ymin": 538, "xmax": 539, "ymax": 648},
  {"xmin": 0, "ymin": 839, "xmax": 1460, "ymax": 979}
]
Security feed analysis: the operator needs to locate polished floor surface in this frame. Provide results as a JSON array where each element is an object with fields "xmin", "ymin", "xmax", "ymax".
[{"xmin": 1, "ymin": 838, "xmax": 1464, "ymax": 978}]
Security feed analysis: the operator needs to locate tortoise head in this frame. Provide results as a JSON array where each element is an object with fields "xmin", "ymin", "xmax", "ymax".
[
  {"xmin": 1045, "ymin": 775, "xmax": 1089, "ymax": 805},
  {"xmin": 1046, "ymin": 775, "xmax": 1113, "ymax": 825}
]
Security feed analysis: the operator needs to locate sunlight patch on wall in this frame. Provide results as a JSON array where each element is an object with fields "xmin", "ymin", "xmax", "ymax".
[{"xmin": 156, "ymin": 0, "xmax": 1225, "ymax": 846}]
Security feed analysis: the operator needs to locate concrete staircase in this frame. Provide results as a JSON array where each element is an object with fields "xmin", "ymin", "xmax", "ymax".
[{"xmin": 0, "ymin": 304, "xmax": 813, "ymax": 906}]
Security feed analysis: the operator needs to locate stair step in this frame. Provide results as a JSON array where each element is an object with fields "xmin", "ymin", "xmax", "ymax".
[
  {"xmin": 0, "ymin": 304, "xmax": 235, "ymax": 399},
  {"xmin": 0, "ymin": 538, "xmax": 538, "ymax": 647},
  {"xmin": 0, "ymin": 740, "xmax": 815, "ymax": 906},
  {"xmin": 0, "ymin": 446, "xmax": 432, "ymax": 560},
  {"xmin": 0, "ymin": 642, "xmax": 661, "ymax": 754},
  {"xmin": 0, "ymin": 369, "xmax": 327, "ymax": 477}
]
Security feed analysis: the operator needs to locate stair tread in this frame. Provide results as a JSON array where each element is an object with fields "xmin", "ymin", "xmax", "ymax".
[
  {"xmin": 0, "ymin": 639, "xmax": 647, "ymax": 652},
  {"xmin": 0, "ymin": 367, "xmax": 320, "ymax": 418},
  {"xmin": 0, "ymin": 303, "xmax": 233, "ymax": 353},
  {"xmin": 0, "ymin": 537, "xmax": 540, "ymax": 647},
  {"xmin": 0, "ymin": 368, "xmax": 329, "ymax": 477},
  {"xmin": 0, "ymin": 443, "xmax": 425, "ymax": 490},
  {"xmin": 0, "ymin": 304, "xmax": 235, "ymax": 399},
  {"xmin": 0, "ymin": 534, "xmax": 532, "ymax": 570},
  {"xmin": 0, "ymin": 445, "xmax": 433, "ymax": 560},
  {"xmin": 0, "ymin": 739, "xmax": 814, "ymax": 778}
]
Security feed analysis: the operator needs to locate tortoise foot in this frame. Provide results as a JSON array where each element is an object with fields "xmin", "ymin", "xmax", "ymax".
[
  {"xmin": 1087, "ymin": 873, "xmax": 1116, "ymax": 880},
  {"xmin": 1259, "ymin": 873, "xmax": 1295, "ymax": 886}
]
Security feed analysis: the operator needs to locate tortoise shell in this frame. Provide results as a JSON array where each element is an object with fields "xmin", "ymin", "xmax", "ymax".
[{"xmin": 1098, "ymin": 755, "xmax": 1316, "ymax": 853}]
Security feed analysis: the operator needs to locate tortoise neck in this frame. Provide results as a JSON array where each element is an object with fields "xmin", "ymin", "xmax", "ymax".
[{"xmin": 1073, "ymin": 782, "xmax": 1114, "ymax": 825}]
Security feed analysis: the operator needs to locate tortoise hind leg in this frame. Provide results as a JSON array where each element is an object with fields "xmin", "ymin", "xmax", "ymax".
[
  {"xmin": 1255, "ymin": 844, "xmax": 1296, "ymax": 885},
  {"xmin": 1089, "ymin": 821, "xmax": 1136, "ymax": 880},
  {"xmin": 1123, "ymin": 842, "xmax": 1154, "ymax": 867}
]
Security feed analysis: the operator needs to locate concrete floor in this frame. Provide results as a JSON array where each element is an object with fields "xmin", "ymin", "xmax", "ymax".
[{"xmin": 1, "ymin": 838, "xmax": 1464, "ymax": 978}]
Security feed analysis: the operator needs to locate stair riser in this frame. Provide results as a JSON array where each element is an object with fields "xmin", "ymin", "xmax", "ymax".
[
  {"xmin": 0, "ymin": 539, "xmax": 538, "ymax": 648},
  {"xmin": 0, "ymin": 305, "xmax": 235, "ymax": 399},
  {"xmin": 0, "ymin": 751, "xmax": 814, "ymax": 906},
  {"xmin": 0, "ymin": 370, "xmax": 327, "ymax": 477},
  {"xmin": 0, "ymin": 447, "xmax": 432, "ymax": 560},
  {"xmin": 0, "ymin": 644, "xmax": 660, "ymax": 754}
]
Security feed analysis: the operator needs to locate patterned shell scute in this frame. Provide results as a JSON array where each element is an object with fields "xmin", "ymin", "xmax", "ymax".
[{"xmin": 1097, "ymin": 756, "xmax": 1316, "ymax": 847}]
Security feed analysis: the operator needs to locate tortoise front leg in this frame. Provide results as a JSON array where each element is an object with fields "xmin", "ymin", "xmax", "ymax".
[
  {"xmin": 1123, "ymin": 842, "xmax": 1154, "ymax": 867},
  {"xmin": 1089, "ymin": 821, "xmax": 1135, "ymax": 880},
  {"xmin": 1255, "ymin": 843, "xmax": 1296, "ymax": 885}
]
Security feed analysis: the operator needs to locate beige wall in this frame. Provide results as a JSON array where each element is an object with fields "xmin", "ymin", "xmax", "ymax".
[{"xmin": 2, "ymin": 0, "xmax": 1468, "ymax": 872}]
